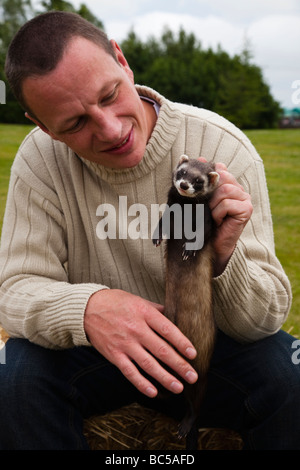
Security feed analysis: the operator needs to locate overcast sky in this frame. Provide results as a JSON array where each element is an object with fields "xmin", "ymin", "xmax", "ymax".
[{"xmin": 70, "ymin": 0, "xmax": 300, "ymax": 108}]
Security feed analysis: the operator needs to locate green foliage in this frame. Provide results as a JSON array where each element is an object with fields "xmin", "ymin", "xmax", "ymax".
[
  {"xmin": 0, "ymin": 0, "xmax": 33, "ymax": 51},
  {"xmin": 1, "ymin": 1, "xmax": 281, "ymax": 128},
  {"xmin": 0, "ymin": 0, "xmax": 103, "ymax": 123},
  {"xmin": 38, "ymin": 0, "xmax": 103, "ymax": 28},
  {"xmin": 0, "ymin": 0, "xmax": 34, "ymax": 122},
  {"xmin": 214, "ymin": 56, "xmax": 281, "ymax": 129},
  {"xmin": 121, "ymin": 28, "xmax": 281, "ymax": 129},
  {"xmin": 39, "ymin": 0, "xmax": 75, "ymax": 13}
]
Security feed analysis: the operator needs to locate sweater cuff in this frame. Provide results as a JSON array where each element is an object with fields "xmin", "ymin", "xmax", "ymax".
[{"xmin": 42, "ymin": 283, "xmax": 109, "ymax": 349}]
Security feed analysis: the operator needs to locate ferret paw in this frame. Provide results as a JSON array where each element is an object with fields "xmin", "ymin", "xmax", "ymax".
[
  {"xmin": 152, "ymin": 238, "xmax": 162, "ymax": 247},
  {"xmin": 182, "ymin": 245, "xmax": 197, "ymax": 260},
  {"xmin": 177, "ymin": 422, "xmax": 190, "ymax": 440}
]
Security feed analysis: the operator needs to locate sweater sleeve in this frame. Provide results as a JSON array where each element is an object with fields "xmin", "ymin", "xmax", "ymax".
[
  {"xmin": 212, "ymin": 154, "xmax": 292, "ymax": 343},
  {"xmin": 0, "ymin": 149, "xmax": 106, "ymax": 349}
]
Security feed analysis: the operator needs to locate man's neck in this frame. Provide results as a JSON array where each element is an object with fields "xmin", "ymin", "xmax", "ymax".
[{"xmin": 141, "ymin": 98, "xmax": 158, "ymax": 143}]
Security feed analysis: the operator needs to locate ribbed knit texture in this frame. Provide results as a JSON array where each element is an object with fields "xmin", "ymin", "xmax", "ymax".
[{"xmin": 0, "ymin": 86, "xmax": 292, "ymax": 348}]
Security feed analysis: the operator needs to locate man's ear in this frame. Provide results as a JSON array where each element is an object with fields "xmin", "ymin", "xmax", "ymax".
[
  {"xmin": 25, "ymin": 112, "xmax": 59, "ymax": 140},
  {"xmin": 25, "ymin": 112, "xmax": 49, "ymax": 134},
  {"xmin": 110, "ymin": 40, "xmax": 134, "ymax": 82}
]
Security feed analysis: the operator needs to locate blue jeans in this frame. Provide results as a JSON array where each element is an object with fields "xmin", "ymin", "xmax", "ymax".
[{"xmin": 0, "ymin": 329, "xmax": 299, "ymax": 450}]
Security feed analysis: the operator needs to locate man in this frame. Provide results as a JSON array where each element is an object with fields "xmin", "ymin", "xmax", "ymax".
[{"xmin": 0, "ymin": 11, "xmax": 298, "ymax": 449}]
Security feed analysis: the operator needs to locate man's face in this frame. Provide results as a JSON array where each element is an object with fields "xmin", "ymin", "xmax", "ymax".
[{"xmin": 22, "ymin": 37, "xmax": 156, "ymax": 169}]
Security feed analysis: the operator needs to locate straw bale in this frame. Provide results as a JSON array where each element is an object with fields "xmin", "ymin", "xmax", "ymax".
[
  {"xmin": 0, "ymin": 326, "xmax": 9, "ymax": 343},
  {"xmin": 84, "ymin": 403, "xmax": 243, "ymax": 450}
]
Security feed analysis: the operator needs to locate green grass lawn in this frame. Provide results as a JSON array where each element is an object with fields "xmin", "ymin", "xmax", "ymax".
[
  {"xmin": 0, "ymin": 124, "xmax": 34, "ymax": 226},
  {"xmin": 0, "ymin": 125, "xmax": 299, "ymax": 336},
  {"xmin": 245, "ymin": 129, "xmax": 300, "ymax": 337}
]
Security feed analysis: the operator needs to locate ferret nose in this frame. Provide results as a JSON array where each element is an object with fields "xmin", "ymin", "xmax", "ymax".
[{"xmin": 180, "ymin": 182, "xmax": 189, "ymax": 190}]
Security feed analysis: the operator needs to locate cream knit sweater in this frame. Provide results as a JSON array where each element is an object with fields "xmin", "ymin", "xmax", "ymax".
[{"xmin": 0, "ymin": 85, "xmax": 292, "ymax": 348}]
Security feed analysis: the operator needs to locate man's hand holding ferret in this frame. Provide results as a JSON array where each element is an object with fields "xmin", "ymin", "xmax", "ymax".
[
  {"xmin": 84, "ymin": 289, "xmax": 198, "ymax": 398},
  {"xmin": 199, "ymin": 158, "xmax": 253, "ymax": 276}
]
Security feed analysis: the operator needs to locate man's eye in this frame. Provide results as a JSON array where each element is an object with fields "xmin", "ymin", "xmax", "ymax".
[
  {"xmin": 68, "ymin": 117, "xmax": 86, "ymax": 133},
  {"xmin": 102, "ymin": 86, "xmax": 119, "ymax": 105}
]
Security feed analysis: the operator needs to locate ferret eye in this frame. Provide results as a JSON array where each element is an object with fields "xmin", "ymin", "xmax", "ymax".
[{"xmin": 194, "ymin": 178, "xmax": 203, "ymax": 188}]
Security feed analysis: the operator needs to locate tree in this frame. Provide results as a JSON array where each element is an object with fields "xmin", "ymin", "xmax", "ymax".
[
  {"xmin": 1, "ymin": 3, "xmax": 280, "ymax": 128},
  {"xmin": 39, "ymin": 0, "xmax": 75, "ymax": 13},
  {"xmin": 76, "ymin": 3, "xmax": 103, "ymax": 29},
  {"xmin": 0, "ymin": 0, "xmax": 33, "ymax": 49},
  {"xmin": 0, "ymin": 0, "xmax": 34, "ymax": 123},
  {"xmin": 38, "ymin": 0, "xmax": 103, "ymax": 28},
  {"xmin": 0, "ymin": 0, "xmax": 104, "ymax": 123},
  {"xmin": 121, "ymin": 28, "xmax": 281, "ymax": 129},
  {"xmin": 214, "ymin": 55, "xmax": 281, "ymax": 128}
]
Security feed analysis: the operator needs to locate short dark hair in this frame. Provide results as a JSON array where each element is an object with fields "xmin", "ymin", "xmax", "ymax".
[{"xmin": 5, "ymin": 11, "xmax": 117, "ymax": 113}]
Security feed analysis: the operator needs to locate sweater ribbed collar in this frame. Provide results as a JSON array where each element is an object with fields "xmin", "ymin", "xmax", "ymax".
[{"xmin": 78, "ymin": 85, "xmax": 183, "ymax": 184}]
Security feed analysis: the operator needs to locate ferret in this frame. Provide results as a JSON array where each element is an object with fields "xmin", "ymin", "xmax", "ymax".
[{"xmin": 152, "ymin": 155, "xmax": 219, "ymax": 450}]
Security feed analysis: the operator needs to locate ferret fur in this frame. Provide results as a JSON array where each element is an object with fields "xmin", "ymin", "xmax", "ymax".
[{"xmin": 152, "ymin": 155, "xmax": 219, "ymax": 449}]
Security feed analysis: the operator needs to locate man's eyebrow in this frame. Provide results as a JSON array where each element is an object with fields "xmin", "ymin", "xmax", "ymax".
[{"xmin": 55, "ymin": 80, "xmax": 119, "ymax": 133}]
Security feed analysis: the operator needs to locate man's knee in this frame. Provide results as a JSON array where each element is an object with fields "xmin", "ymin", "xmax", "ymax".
[{"xmin": 0, "ymin": 338, "xmax": 61, "ymax": 404}]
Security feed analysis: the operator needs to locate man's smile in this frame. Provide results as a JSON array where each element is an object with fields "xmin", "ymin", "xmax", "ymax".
[{"xmin": 104, "ymin": 127, "xmax": 133, "ymax": 154}]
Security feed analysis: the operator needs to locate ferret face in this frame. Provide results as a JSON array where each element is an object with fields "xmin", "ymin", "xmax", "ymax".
[{"xmin": 173, "ymin": 155, "xmax": 219, "ymax": 198}]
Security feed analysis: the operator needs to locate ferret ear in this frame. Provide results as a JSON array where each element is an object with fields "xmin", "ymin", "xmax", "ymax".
[
  {"xmin": 208, "ymin": 171, "xmax": 220, "ymax": 187},
  {"xmin": 178, "ymin": 154, "xmax": 189, "ymax": 165}
]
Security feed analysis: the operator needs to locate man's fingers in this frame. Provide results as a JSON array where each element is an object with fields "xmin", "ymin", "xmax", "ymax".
[
  {"xmin": 114, "ymin": 346, "xmax": 185, "ymax": 398},
  {"xmin": 115, "ymin": 353, "xmax": 158, "ymax": 398},
  {"xmin": 198, "ymin": 157, "xmax": 227, "ymax": 173},
  {"xmin": 134, "ymin": 347, "xmax": 185, "ymax": 394},
  {"xmin": 146, "ymin": 310, "xmax": 197, "ymax": 361},
  {"xmin": 85, "ymin": 290, "xmax": 199, "ymax": 398},
  {"xmin": 114, "ymin": 312, "xmax": 199, "ymax": 397},
  {"xmin": 142, "ymin": 328, "xmax": 198, "ymax": 384},
  {"xmin": 210, "ymin": 184, "xmax": 251, "ymax": 225},
  {"xmin": 214, "ymin": 161, "xmax": 228, "ymax": 172}
]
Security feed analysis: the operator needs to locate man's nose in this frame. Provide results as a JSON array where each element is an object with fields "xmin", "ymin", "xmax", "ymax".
[{"xmin": 90, "ymin": 107, "xmax": 122, "ymax": 142}]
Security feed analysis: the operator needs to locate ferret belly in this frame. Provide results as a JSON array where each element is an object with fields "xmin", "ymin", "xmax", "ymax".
[{"xmin": 164, "ymin": 242, "xmax": 216, "ymax": 374}]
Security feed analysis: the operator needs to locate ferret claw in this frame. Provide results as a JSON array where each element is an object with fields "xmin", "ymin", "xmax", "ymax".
[
  {"xmin": 177, "ymin": 424, "xmax": 189, "ymax": 440},
  {"xmin": 182, "ymin": 248, "xmax": 197, "ymax": 260}
]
